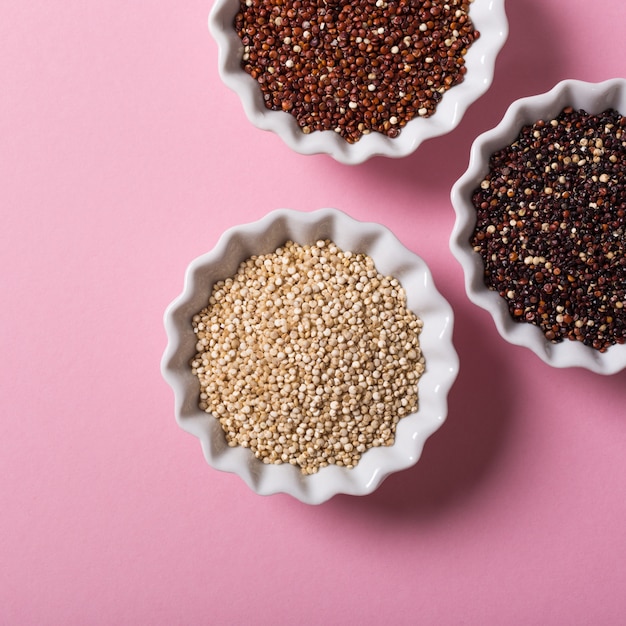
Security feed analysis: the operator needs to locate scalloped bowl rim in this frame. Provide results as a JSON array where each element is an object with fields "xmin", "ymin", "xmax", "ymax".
[
  {"xmin": 450, "ymin": 78, "xmax": 626, "ymax": 375},
  {"xmin": 208, "ymin": 0, "xmax": 508, "ymax": 164},
  {"xmin": 162, "ymin": 208, "xmax": 459, "ymax": 503}
]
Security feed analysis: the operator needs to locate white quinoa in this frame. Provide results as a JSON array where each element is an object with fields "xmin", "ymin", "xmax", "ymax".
[{"xmin": 190, "ymin": 240, "xmax": 425, "ymax": 474}]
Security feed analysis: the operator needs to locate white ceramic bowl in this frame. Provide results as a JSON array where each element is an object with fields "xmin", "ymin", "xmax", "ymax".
[
  {"xmin": 208, "ymin": 0, "xmax": 508, "ymax": 164},
  {"xmin": 162, "ymin": 208, "xmax": 458, "ymax": 503},
  {"xmin": 450, "ymin": 78, "xmax": 626, "ymax": 375}
]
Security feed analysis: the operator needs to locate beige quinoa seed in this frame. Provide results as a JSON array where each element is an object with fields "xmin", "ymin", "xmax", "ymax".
[{"xmin": 190, "ymin": 240, "xmax": 425, "ymax": 474}]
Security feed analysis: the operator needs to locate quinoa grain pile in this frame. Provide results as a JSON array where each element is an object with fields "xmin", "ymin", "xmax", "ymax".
[
  {"xmin": 235, "ymin": 0, "xmax": 479, "ymax": 143},
  {"xmin": 471, "ymin": 107, "xmax": 626, "ymax": 352},
  {"xmin": 191, "ymin": 240, "xmax": 425, "ymax": 474}
]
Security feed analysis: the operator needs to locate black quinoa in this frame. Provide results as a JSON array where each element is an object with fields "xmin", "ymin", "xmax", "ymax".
[
  {"xmin": 471, "ymin": 107, "xmax": 626, "ymax": 352},
  {"xmin": 235, "ymin": 0, "xmax": 479, "ymax": 143}
]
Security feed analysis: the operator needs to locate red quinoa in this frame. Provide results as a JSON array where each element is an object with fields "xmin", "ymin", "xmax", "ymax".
[{"xmin": 235, "ymin": 0, "xmax": 479, "ymax": 143}]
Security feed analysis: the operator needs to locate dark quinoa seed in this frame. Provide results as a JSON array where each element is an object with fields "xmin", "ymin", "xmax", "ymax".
[
  {"xmin": 471, "ymin": 106, "xmax": 626, "ymax": 353},
  {"xmin": 235, "ymin": 0, "xmax": 480, "ymax": 143}
]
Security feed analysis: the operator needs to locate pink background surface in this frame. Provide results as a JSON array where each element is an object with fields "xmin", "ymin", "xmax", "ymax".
[{"xmin": 2, "ymin": 0, "xmax": 626, "ymax": 623}]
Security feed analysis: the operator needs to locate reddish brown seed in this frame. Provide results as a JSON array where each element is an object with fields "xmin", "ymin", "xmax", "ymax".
[{"xmin": 235, "ymin": 0, "xmax": 479, "ymax": 143}]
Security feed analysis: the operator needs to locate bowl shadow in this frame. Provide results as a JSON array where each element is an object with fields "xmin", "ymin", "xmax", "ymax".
[{"xmin": 327, "ymin": 288, "xmax": 515, "ymax": 520}]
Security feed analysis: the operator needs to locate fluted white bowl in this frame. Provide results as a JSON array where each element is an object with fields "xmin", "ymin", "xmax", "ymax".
[
  {"xmin": 209, "ymin": 0, "xmax": 508, "ymax": 164},
  {"xmin": 162, "ymin": 208, "xmax": 459, "ymax": 503},
  {"xmin": 450, "ymin": 78, "xmax": 626, "ymax": 374}
]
